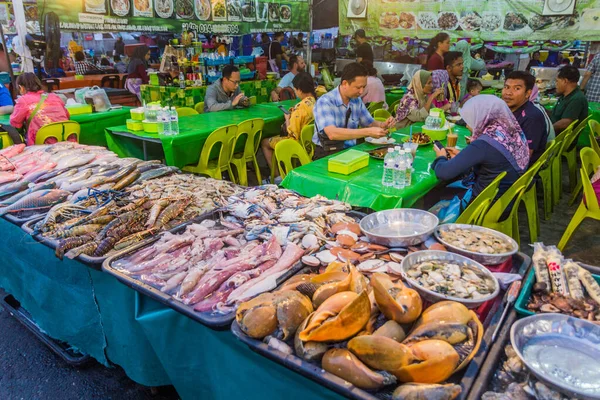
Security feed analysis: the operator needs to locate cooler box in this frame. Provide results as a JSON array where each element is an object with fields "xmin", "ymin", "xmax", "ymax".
[{"xmin": 328, "ymin": 149, "xmax": 369, "ymax": 175}]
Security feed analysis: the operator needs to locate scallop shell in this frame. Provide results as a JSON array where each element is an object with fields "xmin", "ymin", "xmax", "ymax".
[
  {"xmin": 302, "ymin": 234, "xmax": 319, "ymax": 249},
  {"xmin": 302, "ymin": 255, "xmax": 321, "ymax": 267},
  {"xmin": 316, "ymin": 250, "xmax": 337, "ymax": 265},
  {"xmin": 357, "ymin": 259, "xmax": 386, "ymax": 272}
]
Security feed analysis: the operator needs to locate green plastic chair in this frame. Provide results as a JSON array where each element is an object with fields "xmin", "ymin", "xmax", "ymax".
[
  {"xmin": 300, "ymin": 123, "xmax": 315, "ymax": 159},
  {"xmin": 562, "ymin": 116, "xmax": 591, "ymax": 192},
  {"xmin": 194, "ymin": 102, "xmax": 205, "ymax": 114},
  {"xmin": 176, "ymin": 107, "xmax": 199, "ymax": 117},
  {"xmin": 274, "ymin": 139, "xmax": 312, "ymax": 179},
  {"xmin": 374, "ymin": 117, "xmax": 387, "ymax": 123},
  {"xmin": 229, "ymin": 118, "xmax": 264, "ymax": 186},
  {"xmin": 481, "ymin": 161, "xmax": 544, "ymax": 245},
  {"xmin": 373, "ymin": 109, "xmax": 392, "ymax": 120},
  {"xmin": 558, "ymin": 148, "xmax": 600, "ymax": 250},
  {"xmin": 538, "ymin": 134, "xmax": 566, "ymax": 218},
  {"xmin": 389, "ymin": 100, "xmax": 401, "ymax": 116},
  {"xmin": 367, "ymin": 101, "xmax": 384, "ymax": 115},
  {"xmin": 456, "ymin": 172, "xmax": 506, "ymax": 225},
  {"xmin": 249, "ymin": 96, "xmax": 257, "ymax": 105},
  {"xmin": 550, "ymin": 120, "xmax": 578, "ymax": 207},
  {"xmin": 569, "ymin": 120, "xmax": 600, "ymax": 205},
  {"xmin": 519, "ymin": 140, "xmax": 558, "ymax": 243},
  {"xmin": 182, "ymin": 124, "xmax": 237, "ymax": 180},
  {"xmin": 35, "ymin": 121, "xmax": 80, "ymax": 145}
]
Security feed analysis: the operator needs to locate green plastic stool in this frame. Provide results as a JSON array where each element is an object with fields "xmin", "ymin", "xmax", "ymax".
[
  {"xmin": 367, "ymin": 101, "xmax": 384, "ymax": 115},
  {"xmin": 229, "ymin": 118, "xmax": 264, "ymax": 186},
  {"xmin": 482, "ymin": 161, "xmax": 543, "ymax": 245},
  {"xmin": 456, "ymin": 172, "xmax": 506, "ymax": 225},
  {"xmin": 558, "ymin": 148, "xmax": 600, "ymax": 250},
  {"xmin": 562, "ymin": 116, "xmax": 591, "ymax": 192},
  {"xmin": 389, "ymin": 100, "xmax": 401, "ymax": 116},
  {"xmin": 176, "ymin": 107, "xmax": 199, "ymax": 117},
  {"xmin": 519, "ymin": 141, "xmax": 558, "ymax": 243},
  {"xmin": 373, "ymin": 109, "xmax": 392, "ymax": 120},
  {"xmin": 183, "ymin": 124, "xmax": 237, "ymax": 180},
  {"xmin": 274, "ymin": 139, "xmax": 312, "ymax": 179}
]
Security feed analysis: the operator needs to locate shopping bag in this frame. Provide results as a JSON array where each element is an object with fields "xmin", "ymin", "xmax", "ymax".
[{"xmin": 429, "ymin": 188, "xmax": 473, "ymax": 224}]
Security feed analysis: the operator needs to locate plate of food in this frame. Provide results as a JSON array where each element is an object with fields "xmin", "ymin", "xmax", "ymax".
[
  {"xmin": 366, "ymin": 136, "xmax": 396, "ymax": 145},
  {"xmin": 581, "ymin": 9, "xmax": 600, "ymax": 30},
  {"xmin": 438, "ymin": 12, "xmax": 459, "ymax": 30},
  {"xmin": 175, "ymin": 0, "xmax": 193, "ymax": 18},
  {"xmin": 227, "ymin": 0, "xmax": 241, "ymax": 20},
  {"xmin": 279, "ymin": 4, "xmax": 291, "ymax": 22},
  {"xmin": 194, "ymin": 0, "xmax": 210, "ymax": 20},
  {"xmin": 155, "ymin": 0, "xmax": 173, "ymax": 17},
  {"xmin": 503, "ymin": 12, "xmax": 529, "ymax": 31},
  {"xmin": 368, "ymin": 145, "xmax": 396, "ymax": 160},
  {"xmin": 481, "ymin": 12, "xmax": 502, "ymax": 31},
  {"xmin": 134, "ymin": 0, "xmax": 152, "ymax": 14},
  {"xmin": 398, "ymin": 12, "xmax": 416, "ymax": 29},
  {"xmin": 268, "ymin": 4, "xmax": 279, "ymax": 21},
  {"xmin": 402, "ymin": 132, "xmax": 432, "ymax": 146},
  {"xmin": 111, "ymin": 0, "xmax": 130, "ymax": 16},
  {"xmin": 460, "ymin": 11, "xmax": 482, "ymax": 31},
  {"xmin": 447, "ymin": 114, "xmax": 461, "ymax": 122},
  {"xmin": 417, "ymin": 12, "xmax": 438, "ymax": 30},
  {"xmin": 529, "ymin": 14, "xmax": 554, "ymax": 30},
  {"xmin": 379, "ymin": 12, "xmax": 400, "ymax": 29}
]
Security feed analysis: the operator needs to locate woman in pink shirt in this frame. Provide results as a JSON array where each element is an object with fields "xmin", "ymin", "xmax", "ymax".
[
  {"xmin": 10, "ymin": 73, "xmax": 70, "ymax": 145},
  {"xmin": 360, "ymin": 60, "xmax": 387, "ymax": 109}
]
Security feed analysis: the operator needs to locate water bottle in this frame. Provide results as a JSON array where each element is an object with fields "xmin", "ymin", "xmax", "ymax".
[
  {"xmin": 179, "ymin": 71, "xmax": 186, "ymax": 89},
  {"xmin": 169, "ymin": 107, "xmax": 179, "ymax": 135},
  {"xmin": 404, "ymin": 150, "xmax": 413, "ymax": 187},
  {"xmin": 382, "ymin": 148, "xmax": 395, "ymax": 188},
  {"xmin": 394, "ymin": 148, "xmax": 406, "ymax": 189},
  {"xmin": 500, "ymin": 69, "xmax": 506, "ymax": 81},
  {"xmin": 157, "ymin": 108, "xmax": 166, "ymax": 135}
]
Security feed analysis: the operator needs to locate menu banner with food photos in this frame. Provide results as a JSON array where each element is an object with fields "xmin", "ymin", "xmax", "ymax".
[
  {"xmin": 339, "ymin": 0, "xmax": 600, "ymax": 41},
  {"xmin": 37, "ymin": 0, "xmax": 309, "ymax": 35}
]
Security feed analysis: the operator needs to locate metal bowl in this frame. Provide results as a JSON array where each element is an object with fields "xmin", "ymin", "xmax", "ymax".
[
  {"xmin": 400, "ymin": 250, "xmax": 500, "ymax": 308},
  {"xmin": 511, "ymin": 314, "xmax": 600, "ymax": 400},
  {"xmin": 434, "ymin": 224, "xmax": 518, "ymax": 265},
  {"xmin": 359, "ymin": 209, "xmax": 438, "ymax": 247}
]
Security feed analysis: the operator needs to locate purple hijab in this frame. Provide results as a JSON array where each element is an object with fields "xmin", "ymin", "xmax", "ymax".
[{"xmin": 460, "ymin": 95, "xmax": 530, "ymax": 171}]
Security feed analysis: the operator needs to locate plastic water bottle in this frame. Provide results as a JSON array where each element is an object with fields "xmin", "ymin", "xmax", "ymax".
[
  {"xmin": 394, "ymin": 148, "xmax": 406, "ymax": 189},
  {"xmin": 157, "ymin": 108, "xmax": 166, "ymax": 135},
  {"xmin": 500, "ymin": 69, "xmax": 506, "ymax": 81},
  {"xmin": 382, "ymin": 148, "xmax": 395, "ymax": 188},
  {"xmin": 169, "ymin": 107, "xmax": 179, "ymax": 135},
  {"xmin": 179, "ymin": 71, "xmax": 186, "ymax": 89},
  {"xmin": 404, "ymin": 150, "xmax": 413, "ymax": 187}
]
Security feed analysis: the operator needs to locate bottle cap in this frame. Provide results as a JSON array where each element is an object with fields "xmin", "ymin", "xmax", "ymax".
[{"xmin": 387, "ymin": 148, "xmax": 394, "ymax": 153}]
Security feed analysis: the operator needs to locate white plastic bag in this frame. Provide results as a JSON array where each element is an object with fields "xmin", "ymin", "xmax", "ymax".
[{"xmin": 84, "ymin": 86, "xmax": 111, "ymax": 112}]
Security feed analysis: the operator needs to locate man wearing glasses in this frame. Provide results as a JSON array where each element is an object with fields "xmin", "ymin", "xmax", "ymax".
[{"xmin": 204, "ymin": 65, "xmax": 249, "ymax": 113}]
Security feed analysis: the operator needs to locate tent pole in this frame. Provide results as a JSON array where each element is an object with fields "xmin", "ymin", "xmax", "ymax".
[{"xmin": 307, "ymin": 0, "xmax": 313, "ymax": 75}]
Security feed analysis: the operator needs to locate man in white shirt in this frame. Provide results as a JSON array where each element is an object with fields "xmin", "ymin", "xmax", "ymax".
[{"xmin": 270, "ymin": 55, "xmax": 306, "ymax": 101}]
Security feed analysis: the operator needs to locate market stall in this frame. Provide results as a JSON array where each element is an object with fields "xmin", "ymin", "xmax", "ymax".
[
  {"xmin": 105, "ymin": 101, "xmax": 296, "ymax": 167},
  {"xmin": 282, "ymin": 123, "xmax": 470, "ymax": 211}
]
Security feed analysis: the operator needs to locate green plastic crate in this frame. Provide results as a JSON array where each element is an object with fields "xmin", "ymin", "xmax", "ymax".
[{"xmin": 515, "ymin": 267, "xmax": 600, "ymax": 317}]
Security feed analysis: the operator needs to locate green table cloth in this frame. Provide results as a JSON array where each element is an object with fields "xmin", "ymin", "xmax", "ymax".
[
  {"xmin": 140, "ymin": 80, "xmax": 279, "ymax": 108},
  {"xmin": 105, "ymin": 103, "xmax": 289, "ymax": 168},
  {"xmin": 282, "ymin": 123, "xmax": 471, "ymax": 211}
]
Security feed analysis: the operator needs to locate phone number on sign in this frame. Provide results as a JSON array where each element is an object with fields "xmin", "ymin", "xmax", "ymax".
[{"xmin": 181, "ymin": 23, "xmax": 239, "ymax": 34}]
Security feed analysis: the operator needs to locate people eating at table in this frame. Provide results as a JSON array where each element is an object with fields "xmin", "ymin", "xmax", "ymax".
[
  {"xmin": 460, "ymin": 79, "xmax": 483, "ymax": 107},
  {"xmin": 10, "ymin": 73, "xmax": 70, "ymax": 146},
  {"xmin": 124, "ymin": 45, "xmax": 151, "ymax": 100},
  {"xmin": 432, "ymin": 51, "xmax": 465, "ymax": 106},
  {"xmin": 425, "ymin": 33, "xmax": 450, "ymax": 71},
  {"xmin": 270, "ymin": 55, "xmax": 306, "ymax": 101},
  {"xmin": 262, "ymin": 72, "xmax": 317, "ymax": 177},
  {"xmin": 453, "ymin": 40, "xmax": 486, "ymax": 95},
  {"xmin": 312, "ymin": 63, "xmax": 395, "ymax": 159},
  {"xmin": 550, "ymin": 65, "xmax": 589, "ymax": 134},
  {"xmin": 433, "ymin": 95, "xmax": 529, "ymax": 199},
  {"xmin": 360, "ymin": 60, "xmax": 387, "ymax": 109},
  {"xmin": 502, "ymin": 71, "xmax": 551, "ymax": 165},
  {"xmin": 204, "ymin": 65, "xmax": 250, "ymax": 113},
  {"xmin": 395, "ymin": 70, "xmax": 444, "ymax": 129},
  {"xmin": 74, "ymin": 51, "xmax": 105, "ymax": 75}
]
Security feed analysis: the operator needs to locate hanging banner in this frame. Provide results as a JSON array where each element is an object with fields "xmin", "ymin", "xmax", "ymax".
[
  {"xmin": 37, "ymin": 0, "xmax": 309, "ymax": 34},
  {"xmin": 339, "ymin": 0, "xmax": 600, "ymax": 41}
]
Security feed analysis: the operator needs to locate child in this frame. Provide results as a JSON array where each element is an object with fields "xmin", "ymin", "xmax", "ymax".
[
  {"xmin": 113, "ymin": 55, "xmax": 127, "ymax": 73},
  {"xmin": 460, "ymin": 79, "xmax": 483, "ymax": 107}
]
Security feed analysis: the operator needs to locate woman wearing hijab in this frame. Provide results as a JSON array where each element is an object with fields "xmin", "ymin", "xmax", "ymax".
[
  {"xmin": 433, "ymin": 95, "xmax": 529, "ymax": 198},
  {"xmin": 124, "ymin": 45, "xmax": 150, "ymax": 100},
  {"xmin": 395, "ymin": 70, "xmax": 444, "ymax": 128},
  {"xmin": 453, "ymin": 40, "xmax": 486, "ymax": 95}
]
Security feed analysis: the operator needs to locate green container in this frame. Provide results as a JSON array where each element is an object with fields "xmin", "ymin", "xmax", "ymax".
[
  {"xmin": 149, "ymin": 72, "xmax": 159, "ymax": 86},
  {"xmin": 514, "ymin": 268, "xmax": 600, "ymax": 317},
  {"xmin": 328, "ymin": 149, "xmax": 369, "ymax": 175}
]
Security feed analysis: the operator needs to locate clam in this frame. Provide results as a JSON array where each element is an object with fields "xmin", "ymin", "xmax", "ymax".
[
  {"xmin": 322, "ymin": 348, "xmax": 396, "ymax": 390},
  {"xmin": 348, "ymin": 335, "xmax": 416, "ymax": 373},
  {"xmin": 298, "ymin": 291, "xmax": 371, "ymax": 342},
  {"xmin": 396, "ymin": 340, "xmax": 460, "ymax": 383},
  {"xmin": 301, "ymin": 255, "xmax": 321, "ymax": 267},
  {"xmin": 301, "ymin": 233, "xmax": 319, "ymax": 249},
  {"xmin": 294, "ymin": 315, "xmax": 330, "ymax": 362},
  {"xmin": 386, "ymin": 262, "xmax": 402, "ymax": 275},
  {"xmin": 330, "ymin": 221, "xmax": 361, "ymax": 235},
  {"xmin": 389, "ymin": 252, "xmax": 404, "ymax": 262},
  {"xmin": 330, "ymin": 247, "xmax": 361, "ymax": 263},
  {"xmin": 371, "ymin": 273, "xmax": 422, "ymax": 324},
  {"xmin": 336, "ymin": 234, "xmax": 357, "ymax": 248},
  {"xmin": 316, "ymin": 250, "xmax": 337, "ymax": 264}
]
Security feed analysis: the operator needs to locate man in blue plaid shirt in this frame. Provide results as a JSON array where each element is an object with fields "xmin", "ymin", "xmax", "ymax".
[
  {"xmin": 582, "ymin": 53, "xmax": 600, "ymax": 103},
  {"xmin": 312, "ymin": 63, "xmax": 395, "ymax": 158}
]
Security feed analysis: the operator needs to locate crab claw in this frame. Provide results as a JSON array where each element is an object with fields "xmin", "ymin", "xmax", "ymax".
[
  {"xmin": 347, "ymin": 335, "xmax": 416, "ymax": 373},
  {"xmin": 396, "ymin": 340, "xmax": 460, "ymax": 383},
  {"xmin": 371, "ymin": 272, "xmax": 422, "ymax": 324},
  {"xmin": 299, "ymin": 291, "xmax": 371, "ymax": 342},
  {"xmin": 322, "ymin": 348, "xmax": 397, "ymax": 390}
]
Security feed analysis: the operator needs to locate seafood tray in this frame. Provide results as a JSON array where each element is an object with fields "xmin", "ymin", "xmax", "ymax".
[
  {"xmin": 3, "ymin": 211, "xmax": 49, "ymax": 227},
  {"xmin": 102, "ymin": 211, "xmax": 307, "ymax": 330},
  {"xmin": 0, "ymin": 293, "xmax": 91, "ymax": 367},
  {"xmin": 231, "ymin": 253, "xmax": 531, "ymax": 400}
]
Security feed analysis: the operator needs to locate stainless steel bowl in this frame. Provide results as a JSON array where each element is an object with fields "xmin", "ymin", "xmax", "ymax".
[
  {"xmin": 434, "ymin": 224, "xmax": 518, "ymax": 265},
  {"xmin": 359, "ymin": 209, "xmax": 438, "ymax": 247},
  {"xmin": 511, "ymin": 314, "xmax": 600, "ymax": 400},
  {"xmin": 400, "ymin": 250, "xmax": 500, "ymax": 308}
]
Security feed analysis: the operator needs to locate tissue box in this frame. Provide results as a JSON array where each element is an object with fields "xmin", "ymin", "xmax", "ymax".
[{"xmin": 328, "ymin": 149, "xmax": 369, "ymax": 175}]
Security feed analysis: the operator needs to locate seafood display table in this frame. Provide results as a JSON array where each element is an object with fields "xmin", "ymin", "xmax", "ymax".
[
  {"xmin": 282, "ymin": 122, "xmax": 471, "ymax": 211},
  {"xmin": 0, "ymin": 215, "xmax": 346, "ymax": 399},
  {"xmin": 105, "ymin": 103, "xmax": 289, "ymax": 167}
]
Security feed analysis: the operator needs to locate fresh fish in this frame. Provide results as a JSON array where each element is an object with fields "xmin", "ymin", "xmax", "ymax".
[
  {"xmin": 0, "ymin": 189, "xmax": 71, "ymax": 216},
  {"xmin": 0, "ymin": 180, "xmax": 31, "ymax": 199},
  {"xmin": 0, "ymin": 144, "xmax": 26, "ymax": 158},
  {"xmin": 133, "ymin": 166, "xmax": 178, "ymax": 184},
  {"xmin": 0, "ymin": 181, "xmax": 56, "ymax": 206},
  {"xmin": 21, "ymin": 162, "xmax": 57, "ymax": 183},
  {"xmin": 34, "ymin": 167, "xmax": 71, "ymax": 183},
  {"xmin": 56, "ymin": 153, "xmax": 96, "ymax": 169},
  {"xmin": 0, "ymin": 172, "xmax": 21, "ymax": 185}
]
